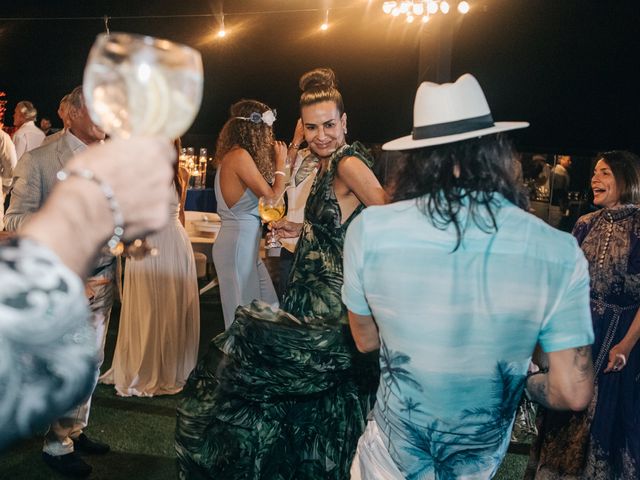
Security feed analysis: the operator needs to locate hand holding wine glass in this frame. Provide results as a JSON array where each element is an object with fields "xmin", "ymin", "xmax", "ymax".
[
  {"xmin": 269, "ymin": 219, "xmax": 303, "ymax": 239},
  {"xmin": 258, "ymin": 195, "xmax": 286, "ymax": 251},
  {"xmin": 83, "ymin": 32, "xmax": 204, "ymax": 255}
]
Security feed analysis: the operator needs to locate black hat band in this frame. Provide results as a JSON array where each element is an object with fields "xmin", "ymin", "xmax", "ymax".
[{"xmin": 412, "ymin": 113, "xmax": 494, "ymax": 140}]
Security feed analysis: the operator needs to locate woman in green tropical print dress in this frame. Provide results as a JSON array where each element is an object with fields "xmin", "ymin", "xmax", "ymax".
[{"xmin": 175, "ymin": 67, "xmax": 387, "ymax": 479}]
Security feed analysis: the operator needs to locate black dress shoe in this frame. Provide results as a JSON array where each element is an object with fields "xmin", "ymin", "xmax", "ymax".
[
  {"xmin": 73, "ymin": 433, "xmax": 111, "ymax": 455},
  {"xmin": 42, "ymin": 452, "xmax": 92, "ymax": 478}
]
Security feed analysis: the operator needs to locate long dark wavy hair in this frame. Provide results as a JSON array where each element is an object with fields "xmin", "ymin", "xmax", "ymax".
[
  {"xmin": 595, "ymin": 150, "xmax": 640, "ymax": 205},
  {"xmin": 391, "ymin": 134, "xmax": 529, "ymax": 250},
  {"xmin": 214, "ymin": 99, "xmax": 275, "ymax": 181},
  {"xmin": 299, "ymin": 67, "xmax": 344, "ymax": 114}
]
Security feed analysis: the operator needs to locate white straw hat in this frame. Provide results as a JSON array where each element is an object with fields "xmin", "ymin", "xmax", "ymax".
[{"xmin": 383, "ymin": 74, "xmax": 529, "ymax": 151}]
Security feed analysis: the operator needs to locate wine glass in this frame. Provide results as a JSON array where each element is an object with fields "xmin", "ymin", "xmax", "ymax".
[
  {"xmin": 83, "ymin": 32, "xmax": 204, "ymax": 256},
  {"xmin": 258, "ymin": 195, "xmax": 286, "ymax": 250},
  {"xmin": 83, "ymin": 32, "xmax": 203, "ymax": 139}
]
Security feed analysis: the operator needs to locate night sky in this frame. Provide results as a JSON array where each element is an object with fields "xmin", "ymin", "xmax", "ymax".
[{"xmin": 1, "ymin": 0, "xmax": 638, "ymax": 156}]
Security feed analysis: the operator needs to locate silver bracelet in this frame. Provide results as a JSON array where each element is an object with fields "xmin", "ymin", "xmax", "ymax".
[{"xmin": 56, "ymin": 168, "xmax": 124, "ymax": 254}]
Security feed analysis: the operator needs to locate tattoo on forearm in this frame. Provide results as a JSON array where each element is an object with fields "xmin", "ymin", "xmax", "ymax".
[
  {"xmin": 573, "ymin": 346, "xmax": 594, "ymax": 381},
  {"xmin": 526, "ymin": 346, "xmax": 594, "ymax": 410},
  {"xmin": 527, "ymin": 375, "xmax": 550, "ymax": 408}
]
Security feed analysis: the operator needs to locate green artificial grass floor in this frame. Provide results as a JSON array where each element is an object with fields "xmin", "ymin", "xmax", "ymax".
[{"xmin": 0, "ymin": 273, "xmax": 530, "ymax": 479}]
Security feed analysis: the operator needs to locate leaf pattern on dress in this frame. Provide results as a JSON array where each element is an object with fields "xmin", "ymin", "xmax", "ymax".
[
  {"xmin": 175, "ymin": 143, "xmax": 379, "ymax": 480},
  {"xmin": 293, "ymin": 149, "xmax": 319, "ymax": 187},
  {"xmin": 282, "ymin": 142, "xmax": 374, "ymax": 325}
]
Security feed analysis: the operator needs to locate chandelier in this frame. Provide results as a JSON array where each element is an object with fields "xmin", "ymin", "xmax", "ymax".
[{"xmin": 382, "ymin": 1, "xmax": 470, "ymax": 23}]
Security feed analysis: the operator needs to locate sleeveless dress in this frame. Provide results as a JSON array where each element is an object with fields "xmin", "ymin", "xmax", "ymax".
[
  {"xmin": 176, "ymin": 142, "xmax": 380, "ymax": 480},
  {"xmin": 212, "ymin": 167, "xmax": 278, "ymax": 329},
  {"xmin": 100, "ymin": 186, "xmax": 200, "ymax": 397}
]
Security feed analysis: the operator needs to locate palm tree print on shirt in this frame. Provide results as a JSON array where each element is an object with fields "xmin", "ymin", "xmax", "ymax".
[
  {"xmin": 380, "ymin": 340, "xmax": 423, "ymax": 406},
  {"xmin": 460, "ymin": 360, "xmax": 526, "ymax": 439},
  {"xmin": 377, "ymin": 352, "xmax": 526, "ymax": 479}
]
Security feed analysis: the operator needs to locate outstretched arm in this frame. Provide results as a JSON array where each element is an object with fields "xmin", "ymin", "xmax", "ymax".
[{"xmin": 21, "ymin": 138, "xmax": 174, "ymax": 278}]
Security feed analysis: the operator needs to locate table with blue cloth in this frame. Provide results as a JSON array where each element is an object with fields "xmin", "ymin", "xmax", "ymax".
[{"xmin": 185, "ymin": 188, "xmax": 216, "ymax": 212}]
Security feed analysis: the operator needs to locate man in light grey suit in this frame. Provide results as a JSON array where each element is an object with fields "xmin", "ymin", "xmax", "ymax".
[{"xmin": 5, "ymin": 86, "xmax": 114, "ymax": 478}]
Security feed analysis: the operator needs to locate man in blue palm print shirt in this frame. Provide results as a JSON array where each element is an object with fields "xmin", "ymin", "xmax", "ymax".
[{"xmin": 342, "ymin": 74, "xmax": 595, "ymax": 479}]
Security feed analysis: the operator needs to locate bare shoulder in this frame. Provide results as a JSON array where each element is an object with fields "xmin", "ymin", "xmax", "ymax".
[
  {"xmin": 219, "ymin": 147, "xmax": 251, "ymax": 171},
  {"xmin": 224, "ymin": 146, "xmax": 252, "ymax": 161},
  {"xmin": 335, "ymin": 154, "xmax": 386, "ymax": 206},
  {"xmin": 337, "ymin": 155, "xmax": 370, "ymax": 177}
]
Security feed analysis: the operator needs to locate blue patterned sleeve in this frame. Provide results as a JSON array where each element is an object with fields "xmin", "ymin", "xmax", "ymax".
[
  {"xmin": 0, "ymin": 238, "xmax": 97, "ymax": 450},
  {"xmin": 342, "ymin": 213, "xmax": 372, "ymax": 315}
]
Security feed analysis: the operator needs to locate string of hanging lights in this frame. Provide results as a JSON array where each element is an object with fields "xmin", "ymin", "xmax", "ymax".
[
  {"xmin": 382, "ymin": 1, "xmax": 470, "ymax": 23},
  {"xmin": 0, "ymin": 3, "xmax": 471, "ymax": 39}
]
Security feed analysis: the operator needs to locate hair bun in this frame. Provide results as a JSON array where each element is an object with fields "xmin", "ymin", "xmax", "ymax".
[{"xmin": 299, "ymin": 67, "xmax": 337, "ymax": 92}]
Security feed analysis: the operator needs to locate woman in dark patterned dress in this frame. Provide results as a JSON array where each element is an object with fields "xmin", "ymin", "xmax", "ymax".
[
  {"xmin": 175, "ymin": 67, "xmax": 387, "ymax": 479},
  {"xmin": 526, "ymin": 150, "xmax": 640, "ymax": 479}
]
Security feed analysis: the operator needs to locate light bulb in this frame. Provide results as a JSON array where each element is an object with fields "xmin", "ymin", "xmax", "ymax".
[
  {"xmin": 422, "ymin": 14, "xmax": 430, "ymax": 23},
  {"xmin": 457, "ymin": 1, "xmax": 470, "ymax": 14},
  {"xmin": 392, "ymin": 7, "xmax": 401, "ymax": 16},
  {"xmin": 413, "ymin": 2, "xmax": 425, "ymax": 15},
  {"xmin": 382, "ymin": 1, "xmax": 397, "ymax": 14},
  {"xmin": 440, "ymin": 1, "xmax": 450, "ymax": 14},
  {"xmin": 320, "ymin": 10, "xmax": 329, "ymax": 31},
  {"xmin": 426, "ymin": 1, "xmax": 438, "ymax": 14},
  {"xmin": 400, "ymin": 2, "xmax": 410, "ymax": 13},
  {"xmin": 406, "ymin": 14, "xmax": 415, "ymax": 23},
  {"xmin": 217, "ymin": 29, "xmax": 226, "ymax": 38}
]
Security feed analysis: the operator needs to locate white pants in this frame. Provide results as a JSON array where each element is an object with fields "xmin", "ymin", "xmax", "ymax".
[
  {"xmin": 351, "ymin": 420, "xmax": 498, "ymax": 480},
  {"xmin": 351, "ymin": 420, "xmax": 405, "ymax": 480},
  {"xmin": 43, "ymin": 281, "xmax": 113, "ymax": 456}
]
